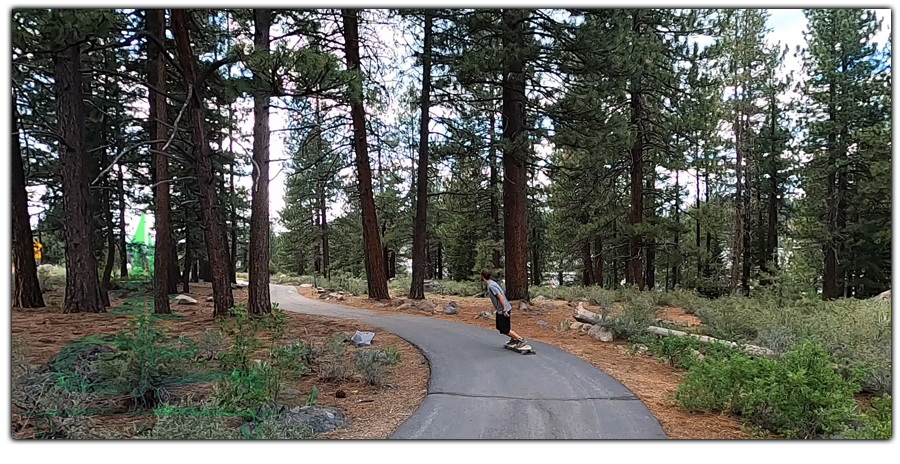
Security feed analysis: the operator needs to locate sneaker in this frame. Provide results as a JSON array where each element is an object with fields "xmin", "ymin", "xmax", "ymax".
[
  {"xmin": 515, "ymin": 338, "xmax": 529, "ymax": 349},
  {"xmin": 504, "ymin": 338, "xmax": 518, "ymax": 348}
]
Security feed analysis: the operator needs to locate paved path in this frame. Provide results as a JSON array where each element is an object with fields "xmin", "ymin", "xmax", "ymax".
[{"xmin": 271, "ymin": 285, "xmax": 666, "ymax": 439}]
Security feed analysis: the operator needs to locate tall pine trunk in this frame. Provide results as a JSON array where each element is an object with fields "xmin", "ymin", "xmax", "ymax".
[
  {"xmin": 12, "ymin": 99, "xmax": 45, "ymax": 308},
  {"xmin": 148, "ymin": 8, "xmax": 173, "ymax": 314},
  {"xmin": 248, "ymin": 8, "xmax": 272, "ymax": 316},
  {"xmin": 409, "ymin": 10, "xmax": 432, "ymax": 300},
  {"xmin": 172, "ymin": 9, "xmax": 234, "ymax": 315},
  {"xmin": 55, "ymin": 39, "xmax": 106, "ymax": 314},
  {"xmin": 627, "ymin": 76, "xmax": 644, "ymax": 287},
  {"xmin": 500, "ymin": 9, "xmax": 529, "ymax": 301},
  {"xmin": 489, "ymin": 113, "xmax": 501, "ymax": 270},
  {"xmin": 342, "ymin": 9, "xmax": 390, "ymax": 300},
  {"xmin": 117, "ymin": 164, "xmax": 128, "ymax": 278}
]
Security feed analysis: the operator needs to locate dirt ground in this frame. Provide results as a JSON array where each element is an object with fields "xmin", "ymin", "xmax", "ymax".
[
  {"xmin": 298, "ymin": 286, "xmax": 748, "ymax": 440},
  {"xmin": 11, "ymin": 282, "xmax": 429, "ymax": 440}
]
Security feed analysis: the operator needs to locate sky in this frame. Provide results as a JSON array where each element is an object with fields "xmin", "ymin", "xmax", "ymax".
[{"xmin": 24, "ymin": 8, "xmax": 892, "ymax": 243}]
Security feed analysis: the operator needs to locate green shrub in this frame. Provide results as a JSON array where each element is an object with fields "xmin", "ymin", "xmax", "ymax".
[
  {"xmin": 845, "ymin": 395, "xmax": 892, "ymax": 439},
  {"xmin": 605, "ymin": 293, "xmax": 656, "ymax": 340},
  {"xmin": 141, "ymin": 398, "xmax": 314, "ymax": 440},
  {"xmin": 95, "ymin": 313, "xmax": 197, "ymax": 408},
  {"xmin": 383, "ymin": 347, "xmax": 402, "ymax": 365},
  {"xmin": 211, "ymin": 360, "xmax": 283, "ymax": 418},
  {"xmin": 676, "ymin": 341, "xmax": 860, "ymax": 438},
  {"xmin": 271, "ymin": 341, "xmax": 308, "ymax": 378},
  {"xmin": 354, "ymin": 350, "xmax": 390, "ymax": 386},
  {"xmin": 693, "ymin": 294, "xmax": 891, "ymax": 395},
  {"xmin": 198, "ymin": 328, "xmax": 227, "ymax": 361}
]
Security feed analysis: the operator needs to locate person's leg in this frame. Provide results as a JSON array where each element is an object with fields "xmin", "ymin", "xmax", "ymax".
[{"xmin": 496, "ymin": 313, "xmax": 515, "ymax": 345}]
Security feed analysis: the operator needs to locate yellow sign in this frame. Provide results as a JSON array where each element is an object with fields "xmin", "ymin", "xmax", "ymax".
[{"xmin": 33, "ymin": 240, "xmax": 42, "ymax": 261}]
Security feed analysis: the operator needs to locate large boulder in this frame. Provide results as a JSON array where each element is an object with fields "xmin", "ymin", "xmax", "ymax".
[
  {"xmin": 874, "ymin": 289, "xmax": 891, "ymax": 301},
  {"xmin": 588, "ymin": 324, "xmax": 614, "ymax": 342},
  {"xmin": 255, "ymin": 404, "xmax": 349, "ymax": 435}
]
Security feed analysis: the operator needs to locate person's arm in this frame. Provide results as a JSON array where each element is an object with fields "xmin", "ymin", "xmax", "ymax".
[{"xmin": 497, "ymin": 292, "xmax": 510, "ymax": 317}]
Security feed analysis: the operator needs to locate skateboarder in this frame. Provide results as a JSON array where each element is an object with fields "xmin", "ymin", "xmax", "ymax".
[{"xmin": 481, "ymin": 269, "xmax": 528, "ymax": 349}]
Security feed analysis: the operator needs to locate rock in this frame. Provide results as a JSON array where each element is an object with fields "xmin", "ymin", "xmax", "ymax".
[
  {"xmin": 528, "ymin": 311, "xmax": 541, "ymax": 317},
  {"xmin": 540, "ymin": 302, "xmax": 556, "ymax": 311},
  {"xmin": 206, "ymin": 296, "xmax": 213, "ymax": 302},
  {"xmin": 282, "ymin": 388, "xmax": 302, "ymax": 396},
  {"xmin": 330, "ymin": 293, "xmax": 345, "ymax": 301},
  {"xmin": 533, "ymin": 295, "xmax": 547, "ymax": 302},
  {"xmin": 397, "ymin": 302, "xmax": 416, "ymax": 310},
  {"xmin": 443, "ymin": 302, "xmax": 458, "ymax": 315},
  {"xmin": 299, "ymin": 284, "xmax": 313, "ymax": 288},
  {"xmin": 45, "ymin": 342, "xmax": 113, "ymax": 393},
  {"xmin": 519, "ymin": 301, "xmax": 529, "ymax": 311},
  {"xmin": 573, "ymin": 303, "xmax": 602, "ymax": 324},
  {"xmin": 264, "ymin": 405, "xmax": 350, "ymax": 435},
  {"xmin": 634, "ymin": 344, "xmax": 649, "ymax": 355},
  {"xmin": 417, "ymin": 300, "xmax": 436, "ymax": 313},
  {"xmin": 316, "ymin": 288, "xmax": 326, "ymax": 294},
  {"xmin": 174, "ymin": 294, "xmax": 198, "ymax": 305},
  {"xmin": 874, "ymin": 289, "xmax": 891, "ymax": 301},
  {"xmin": 615, "ymin": 345, "xmax": 628, "ymax": 354},
  {"xmin": 475, "ymin": 311, "xmax": 493, "ymax": 320},
  {"xmin": 588, "ymin": 324, "xmax": 614, "ymax": 342},
  {"xmin": 537, "ymin": 320, "xmax": 550, "ymax": 328},
  {"xmin": 570, "ymin": 321, "xmax": 592, "ymax": 332}
]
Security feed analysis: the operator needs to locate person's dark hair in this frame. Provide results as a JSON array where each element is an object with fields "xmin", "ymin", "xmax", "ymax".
[{"xmin": 480, "ymin": 269, "xmax": 492, "ymax": 281}]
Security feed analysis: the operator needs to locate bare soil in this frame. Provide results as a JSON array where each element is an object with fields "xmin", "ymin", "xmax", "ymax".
[
  {"xmin": 299, "ymin": 286, "xmax": 747, "ymax": 440},
  {"xmin": 11, "ymin": 282, "xmax": 428, "ymax": 439}
]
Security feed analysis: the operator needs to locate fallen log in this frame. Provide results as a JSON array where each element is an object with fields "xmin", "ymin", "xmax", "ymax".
[{"xmin": 645, "ymin": 326, "xmax": 776, "ymax": 358}]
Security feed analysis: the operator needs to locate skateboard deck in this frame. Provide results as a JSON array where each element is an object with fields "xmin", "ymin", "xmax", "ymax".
[{"xmin": 504, "ymin": 343, "xmax": 536, "ymax": 355}]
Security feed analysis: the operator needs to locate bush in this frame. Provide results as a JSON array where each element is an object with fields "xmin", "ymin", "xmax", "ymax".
[
  {"xmin": 845, "ymin": 395, "xmax": 892, "ymax": 439},
  {"xmin": 693, "ymin": 294, "xmax": 891, "ymax": 395},
  {"xmin": 676, "ymin": 341, "xmax": 860, "ymax": 438},
  {"xmin": 95, "ymin": 313, "xmax": 197, "ymax": 409},
  {"xmin": 198, "ymin": 328, "xmax": 227, "ymax": 361},
  {"xmin": 605, "ymin": 293, "xmax": 656, "ymax": 340},
  {"xmin": 354, "ymin": 348, "xmax": 400, "ymax": 386},
  {"xmin": 211, "ymin": 360, "xmax": 283, "ymax": 419}
]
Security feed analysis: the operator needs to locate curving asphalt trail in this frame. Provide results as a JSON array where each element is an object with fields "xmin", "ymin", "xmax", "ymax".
[{"xmin": 271, "ymin": 284, "xmax": 666, "ymax": 439}]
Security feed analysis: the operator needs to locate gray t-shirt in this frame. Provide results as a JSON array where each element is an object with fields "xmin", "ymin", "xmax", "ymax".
[{"xmin": 486, "ymin": 280, "xmax": 512, "ymax": 313}]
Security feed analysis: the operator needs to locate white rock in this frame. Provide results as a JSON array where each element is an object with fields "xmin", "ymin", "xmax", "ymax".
[{"xmin": 174, "ymin": 294, "xmax": 198, "ymax": 305}]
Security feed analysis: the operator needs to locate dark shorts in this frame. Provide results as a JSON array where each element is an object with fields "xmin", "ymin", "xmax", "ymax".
[{"xmin": 495, "ymin": 311, "xmax": 511, "ymax": 335}]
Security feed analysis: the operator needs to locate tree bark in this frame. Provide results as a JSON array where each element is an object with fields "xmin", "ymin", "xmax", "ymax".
[
  {"xmin": 581, "ymin": 241, "xmax": 594, "ymax": 286},
  {"xmin": 645, "ymin": 169, "xmax": 655, "ymax": 290},
  {"xmin": 12, "ymin": 98, "xmax": 45, "ymax": 308},
  {"xmin": 148, "ymin": 8, "xmax": 173, "ymax": 314},
  {"xmin": 500, "ymin": 9, "xmax": 530, "ymax": 301},
  {"xmin": 409, "ymin": 10, "xmax": 432, "ymax": 300},
  {"xmin": 171, "ymin": 9, "xmax": 234, "ymax": 315},
  {"xmin": 181, "ymin": 226, "xmax": 191, "ymax": 293},
  {"xmin": 248, "ymin": 8, "xmax": 272, "ymax": 316},
  {"xmin": 342, "ymin": 9, "xmax": 390, "ymax": 300},
  {"xmin": 489, "ymin": 112, "xmax": 501, "ymax": 270},
  {"xmin": 672, "ymin": 169, "xmax": 680, "ymax": 289},
  {"xmin": 117, "ymin": 164, "xmax": 128, "ymax": 278},
  {"xmin": 627, "ymin": 78, "xmax": 644, "ymax": 288},
  {"xmin": 55, "ymin": 40, "xmax": 106, "ymax": 314}
]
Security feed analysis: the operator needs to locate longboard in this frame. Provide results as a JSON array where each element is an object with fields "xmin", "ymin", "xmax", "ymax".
[{"xmin": 504, "ymin": 343, "xmax": 536, "ymax": 355}]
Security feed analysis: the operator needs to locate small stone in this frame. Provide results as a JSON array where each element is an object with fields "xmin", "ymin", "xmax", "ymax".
[
  {"xmin": 528, "ymin": 311, "xmax": 541, "ymax": 316},
  {"xmin": 206, "ymin": 296, "xmax": 213, "ymax": 302},
  {"xmin": 588, "ymin": 324, "xmax": 614, "ymax": 342},
  {"xmin": 519, "ymin": 301, "xmax": 529, "ymax": 311},
  {"xmin": 300, "ymin": 284, "xmax": 313, "ymax": 288},
  {"xmin": 540, "ymin": 302, "xmax": 556, "ymax": 310},
  {"xmin": 174, "ymin": 294, "xmax": 198, "ymax": 305},
  {"xmin": 398, "ymin": 302, "xmax": 416, "ymax": 310},
  {"xmin": 475, "ymin": 311, "xmax": 493, "ymax": 320},
  {"xmin": 279, "ymin": 406, "xmax": 350, "ymax": 435},
  {"xmin": 283, "ymin": 388, "xmax": 302, "ymax": 396},
  {"xmin": 537, "ymin": 320, "xmax": 550, "ymax": 328},
  {"xmin": 443, "ymin": 303, "xmax": 458, "ymax": 315}
]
